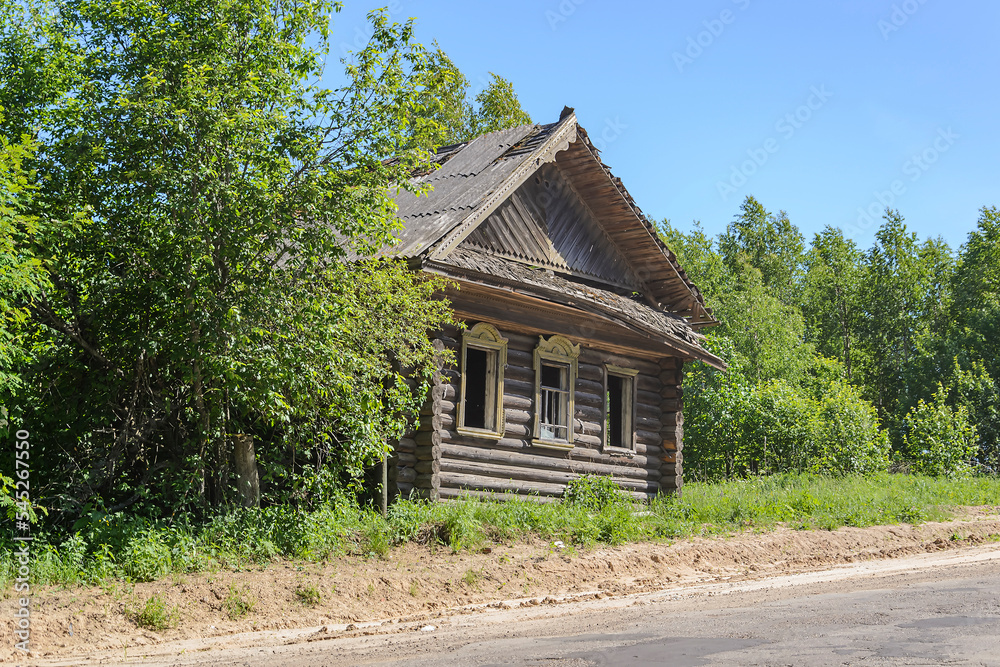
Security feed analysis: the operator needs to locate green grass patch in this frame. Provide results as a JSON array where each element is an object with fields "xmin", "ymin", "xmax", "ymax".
[
  {"xmin": 224, "ymin": 584, "xmax": 256, "ymax": 620},
  {"xmin": 130, "ymin": 593, "xmax": 180, "ymax": 630},
  {"xmin": 2, "ymin": 473, "xmax": 998, "ymax": 589}
]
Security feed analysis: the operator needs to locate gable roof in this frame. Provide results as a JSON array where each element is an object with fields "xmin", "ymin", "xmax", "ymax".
[
  {"xmin": 388, "ymin": 109, "xmax": 723, "ymax": 368},
  {"xmin": 390, "ymin": 110, "xmax": 715, "ymax": 328}
]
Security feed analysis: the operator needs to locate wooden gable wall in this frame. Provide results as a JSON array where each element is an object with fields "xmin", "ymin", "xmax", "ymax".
[{"xmin": 460, "ymin": 162, "xmax": 641, "ymax": 292}]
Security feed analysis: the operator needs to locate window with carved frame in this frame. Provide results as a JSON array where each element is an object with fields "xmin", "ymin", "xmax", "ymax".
[
  {"xmin": 532, "ymin": 335, "xmax": 580, "ymax": 451},
  {"xmin": 457, "ymin": 323, "xmax": 507, "ymax": 439}
]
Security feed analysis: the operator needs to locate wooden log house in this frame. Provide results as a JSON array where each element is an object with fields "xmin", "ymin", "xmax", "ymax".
[{"xmin": 386, "ymin": 108, "xmax": 725, "ymax": 501}]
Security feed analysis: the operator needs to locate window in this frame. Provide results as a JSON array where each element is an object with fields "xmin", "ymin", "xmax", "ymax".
[
  {"xmin": 604, "ymin": 364, "xmax": 638, "ymax": 452},
  {"xmin": 532, "ymin": 335, "xmax": 580, "ymax": 450},
  {"xmin": 457, "ymin": 323, "xmax": 507, "ymax": 439}
]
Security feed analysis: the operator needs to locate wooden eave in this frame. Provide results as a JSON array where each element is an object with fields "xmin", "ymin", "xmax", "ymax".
[
  {"xmin": 423, "ymin": 259, "xmax": 726, "ymax": 370},
  {"xmin": 553, "ymin": 134, "xmax": 716, "ymax": 328}
]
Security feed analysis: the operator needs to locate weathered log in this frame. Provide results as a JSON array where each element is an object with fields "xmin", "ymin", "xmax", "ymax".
[
  {"xmin": 439, "ymin": 443, "xmax": 660, "ymax": 481},
  {"xmin": 503, "ymin": 378, "xmax": 534, "ymax": 397},
  {"xmin": 504, "ymin": 408, "xmax": 532, "ymax": 425},
  {"xmin": 635, "ymin": 414, "xmax": 663, "ymax": 432},
  {"xmin": 502, "ymin": 393, "xmax": 532, "ymax": 411},
  {"xmin": 574, "ymin": 377, "xmax": 605, "ymax": 397},
  {"xmin": 436, "ymin": 486, "xmax": 558, "ymax": 503},
  {"xmin": 396, "ymin": 466, "xmax": 417, "ymax": 484},
  {"xmin": 637, "ymin": 375, "xmax": 661, "ymax": 393},
  {"xmin": 438, "ymin": 471, "xmax": 565, "ymax": 498},
  {"xmin": 395, "ymin": 451, "xmax": 417, "ymax": 466},
  {"xmin": 415, "ymin": 459, "xmax": 440, "ymax": 475}
]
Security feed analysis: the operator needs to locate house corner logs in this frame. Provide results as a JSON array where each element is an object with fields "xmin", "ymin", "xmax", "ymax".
[{"xmin": 658, "ymin": 358, "xmax": 684, "ymax": 495}]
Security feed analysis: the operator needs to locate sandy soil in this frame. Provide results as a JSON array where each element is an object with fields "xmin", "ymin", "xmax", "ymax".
[{"xmin": 2, "ymin": 508, "xmax": 999, "ymax": 665}]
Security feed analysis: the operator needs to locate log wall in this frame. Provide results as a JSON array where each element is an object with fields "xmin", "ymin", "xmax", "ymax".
[{"xmin": 394, "ymin": 323, "xmax": 686, "ymax": 502}]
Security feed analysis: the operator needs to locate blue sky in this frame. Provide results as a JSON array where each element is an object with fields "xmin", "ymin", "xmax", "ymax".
[{"xmin": 328, "ymin": 1, "xmax": 999, "ymax": 251}]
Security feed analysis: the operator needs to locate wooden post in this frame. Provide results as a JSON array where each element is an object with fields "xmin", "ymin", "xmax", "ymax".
[
  {"xmin": 233, "ymin": 434, "xmax": 260, "ymax": 508},
  {"xmin": 381, "ymin": 454, "xmax": 388, "ymax": 518}
]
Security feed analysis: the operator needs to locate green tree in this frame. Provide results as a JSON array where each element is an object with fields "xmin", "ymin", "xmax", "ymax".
[
  {"xmin": 856, "ymin": 210, "xmax": 954, "ymax": 435},
  {"xmin": 0, "ymin": 125, "xmax": 47, "ymax": 396},
  {"xmin": 468, "ymin": 72, "xmax": 532, "ymax": 136},
  {"xmin": 718, "ymin": 195, "xmax": 805, "ymax": 305},
  {"xmin": 658, "ymin": 219, "xmax": 727, "ymax": 300},
  {"xmin": 712, "ymin": 266, "xmax": 813, "ymax": 385},
  {"xmin": 2, "ymin": 0, "xmax": 454, "ymax": 516},
  {"xmin": 410, "ymin": 43, "xmax": 472, "ymax": 147},
  {"xmin": 801, "ymin": 226, "xmax": 863, "ymax": 379},
  {"xmin": 411, "ymin": 54, "xmax": 531, "ymax": 147}
]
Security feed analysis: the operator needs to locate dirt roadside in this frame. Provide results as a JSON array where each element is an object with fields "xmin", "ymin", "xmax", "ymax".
[{"xmin": 2, "ymin": 509, "xmax": 1000, "ymax": 665}]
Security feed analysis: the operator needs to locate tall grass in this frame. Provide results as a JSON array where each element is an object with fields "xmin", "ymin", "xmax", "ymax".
[{"xmin": 1, "ymin": 473, "xmax": 997, "ymax": 589}]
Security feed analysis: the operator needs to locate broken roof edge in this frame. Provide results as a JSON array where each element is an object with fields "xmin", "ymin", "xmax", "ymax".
[
  {"xmin": 422, "ymin": 253, "xmax": 727, "ymax": 371},
  {"xmin": 568, "ymin": 124, "xmax": 717, "ymax": 328}
]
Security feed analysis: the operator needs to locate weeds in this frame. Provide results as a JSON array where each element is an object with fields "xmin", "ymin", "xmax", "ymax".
[
  {"xmin": 131, "ymin": 593, "xmax": 180, "ymax": 630},
  {"xmin": 2, "ymin": 473, "xmax": 999, "ymax": 590},
  {"xmin": 223, "ymin": 585, "xmax": 256, "ymax": 620},
  {"xmin": 294, "ymin": 584, "xmax": 322, "ymax": 607}
]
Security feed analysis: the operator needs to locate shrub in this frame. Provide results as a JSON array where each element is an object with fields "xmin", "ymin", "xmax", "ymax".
[
  {"xmin": 904, "ymin": 385, "xmax": 980, "ymax": 477},
  {"xmin": 813, "ymin": 380, "xmax": 890, "ymax": 475},
  {"xmin": 563, "ymin": 474, "xmax": 626, "ymax": 511},
  {"xmin": 122, "ymin": 530, "xmax": 172, "ymax": 582},
  {"xmin": 294, "ymin": 584, "xmax": 322, "ymax": 606},
  {"xmin": 132, "ymin": 593, "xmax": 180, "ymax": 630}
]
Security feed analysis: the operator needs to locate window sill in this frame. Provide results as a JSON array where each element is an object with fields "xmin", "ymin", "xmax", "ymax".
[
  {"xmin": 603, "ymin": 446, "xmax": 635, "ymax": 458},
  {"xmin": 456, "ymin": 426, "xmax": 504, "ymax": 441},
  {"xmin": 532, "ymin": 438, "xmax": 574, "ymax": 451}
]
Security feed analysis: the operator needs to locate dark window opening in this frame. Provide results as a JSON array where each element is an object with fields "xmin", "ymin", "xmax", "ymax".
[
  {"xmin": 464, "ymin": 347, "xmax": 488, "ymax": 430},
  {"xmin": 607, "ymin": 375, "xmax": 624, "ymax": 448}
]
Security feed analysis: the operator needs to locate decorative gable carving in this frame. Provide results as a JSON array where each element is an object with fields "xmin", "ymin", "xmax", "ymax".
[{"xmin": 460, "ymin": 163, "xmax": 642, "ymax": 291}]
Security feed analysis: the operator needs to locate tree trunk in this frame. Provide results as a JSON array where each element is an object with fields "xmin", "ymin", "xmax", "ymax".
[{"xmin": 233, "ymin": 434, "xmax": 260, "ymax": 508}]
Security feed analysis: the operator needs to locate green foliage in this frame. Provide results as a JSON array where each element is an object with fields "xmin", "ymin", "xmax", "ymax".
[
  {"xmin": 904, "ymin": 385, "xmax": 980, "ymax": 477},
  {"xmin": 7, "ymin": 474, "xmax": 1000, "ymax": 590},
  {"xmin": 718, "ymin": 196, "xmax": 805, "ymax": 305},
  {"xmin": 0, "ymin": 0, "xmax": 457, "ymax": 517},
  {"xmin": 658, "ymin": 220, "xmax": 727, "ymax": 308},
  {"xmin": 812, "ymin": 380, "xmax": 891, "ymax": 475},
  {"xmin": 712, "ymin": 266, "xmax": 813, "ymax": 385},
  {"xmin": 224, "ymin": 584, "xmax": 257, "ymax": 620},
  {"xmin": 469, "ymin": 73, "xmax": 532, "ymax": 136},
  {"xmin": 294, "ymin": 584, "xmax": 322, "ymax": 606},
  {"xmin": 801, "ymin": 226, "xmax": 863, "ymax": 379},
  {"xmin": 683, "ymin": 339, "xmax": 888, "ymax": 481},
  {"xmin": 122, "ymin": 530, "xmax": 173, "ymax": 582},
  {"xmin": 413, "ymin": 50, "xmax": 532, "ymax": 146},
  {"xmin": 131, "ymin": 593, "xmax": 180, "ymax": 630},
  {"xmin": 563, "ymin": 474, "xmax": 626, "ymax": 511}
]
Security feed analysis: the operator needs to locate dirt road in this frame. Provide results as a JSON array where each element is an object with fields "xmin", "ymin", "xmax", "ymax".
[{"xmin": 7, "ymin": 512, "xmax": 1000, "ymax": 665}]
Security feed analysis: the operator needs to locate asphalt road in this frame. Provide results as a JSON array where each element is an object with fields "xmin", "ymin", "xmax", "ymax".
[{"xmin": 264, "ymin": 555, "xmax": 1000, "ymax": 666}]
